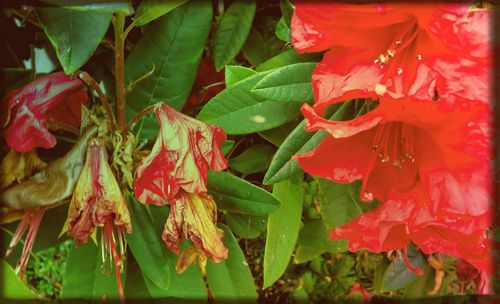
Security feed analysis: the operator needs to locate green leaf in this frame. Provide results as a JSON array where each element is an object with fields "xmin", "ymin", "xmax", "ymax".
[
  {"xmin": 61, "ymin": 241, "xmax": 121, "ymax": 300},
  {"xmin": 196, "ymin": 72, "xmax": 301, "ymax": 135},
  {"xmin": 252, "ymin": 62, "xmax": 316, "ymax": 103},
  {"xmin": 382, "ymin": 245, "xmax": 427, "ymax": 292},
  {"xmin": 256, "ymin": 49, "xmax": 322, "ymax": 72},
  {"xmin": 134, "ymin": 0, "xmax": 188, "ymax": 26},
  {"xmin": 126, "ymin": 196, "xmax": 171, "ymax": 290},
  {"xmin": 221, "ymin": 140, "xmax": 235, "ymax": 156},
  {"xmin": 263, "ymin": 102, "xmax": 349, "ymax": 185},
  {"xmin": 316, "ymin": 179, "xmax": 378, "ymax": 231},
  {"xmin": 275, "ymin": 17, "xmax": 290, "ymax": 42},
  {"xmin": 207, "ymin": 170, "xmax": 280, "ymax": 216},
  {"xmin": 37, "ymin": 7, "xmax": 112, "ymax": 74},
  {"xmin": 403, "ymin": 263, "xmax": 434, "ymax": 299},
  {"xmin": 224, "ymin": 212, "xmax": 267, "ymax": 239},
  {"xmin": 125, "ymin": 247, "xmax": 207, "ymax": 300},
  {"xmin": 258, "ymin": 120, "xmax": 300, "ymax": 147},
  {"xmin": 280, "ymin": 0, "xmax": 294, "ymax": 25},
  {"xmin": 213, "ymin": 0, "xmax": 256, "ymax": 71},
  {"xmin": 263, "ymin": 174, "xmax": 304, "ymax": 288},
  {"xmin": 229, "ymin": 144, "xmax": 274, "ymax": 174},
  {"xmin": 225, "ymin": 65, "xmax": 256, "ymax": 87},
  {"xmin": 294, "ymin": 219, "xmax": 346, "ymax": 264},
  {"xmin": 241, "ymin": 26, "xmax": 270, "ymax": 67},
  {"xmin": 125, "ymin": 1, "xmax": 212, "ymax": 141},
  {"xmin": 39, "ymin": 0, "xmax": 133, "ymax": 14},
  {"xmin": 206, "ymin": 225, "xmax": 257, "ymax": 301},
  {"xmin": 0, "ymin": 259, "xmax": 37, "ymax": 300}
]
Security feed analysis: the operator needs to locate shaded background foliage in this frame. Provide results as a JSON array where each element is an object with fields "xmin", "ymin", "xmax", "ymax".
[{"xmin": 0, "ymin": 0, "xmax": 493, "ymax": 303}]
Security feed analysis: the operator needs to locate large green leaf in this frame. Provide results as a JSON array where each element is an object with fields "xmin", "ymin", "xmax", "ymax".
[
  {"xmin": 196, "ymin": 72, "xmax": 301, "ymax": 135},
  {"xmin": 125, "ymin": 1, "xmax": 212, "ymax": 140},
  {"xmin": 224, "ymin": 212, "xmax": 267, "ymax": 239},
  {"xmin": 263, "ymin": 102, "xmax": 349, "ymax": 185},
  {"xmin": 382, "ymin": 245, "xmax": 427, "ymax": 292},
  {"xmin": 263, "ymin": 174, "xmax": 304, "ymax": 288},
  {"xmin": 241, "ymin": 26, "xmax": 270, "ymax": 67},
  {"xmin": 37, "ymin": 7, "xmax": 112, "ymax": 74},
  {"xmin": 126, "ymin": 196, "xmax": 171, "ymax": 290},
  {"xmin": 61, "ymin": 241, "xmax": 121, "ymax": 300},
  {"xmin": 39, "ymin": 0, "xmax": 133, "ymax": 14},
  {"xmin": 207, "ymin": 170, "xmax": 280, "ymax": 216},
  {"xmin": 252, "ymin": 62, "xmax": 316, "ymax": 103},
  {"xmin": 256, "ymin": 49, "xmax": 322, "ymax": 72},
  {"xmin": 213, "ymin": 0, "xmax": 256, "ymax": 71},
  {"xmin": 225, "ymin": 65, "xmax": 256, "ymax": 87},
  {"xmin": 294, "ymin": 219, "xmax": 347, "ymax": 264},
  {"xmin": 134, "ymin": 0, "xmax": 188, "ymax": 26},
  {"xmin": 0, "ymin": 259, "xmax": 37, "ymax": 300},
  {"xmin": 258, "ymin": 120, "xmax": 300, "ymax": 147},
  {"xmin": 206, "ymin": 225, "xmax": 257, "ymax": 301},
  {"xmin": 229, "ymin": 144, "xmax": 275, "ymax": 174}
]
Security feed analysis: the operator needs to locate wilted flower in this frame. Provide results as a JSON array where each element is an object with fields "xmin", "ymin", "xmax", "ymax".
[
  {"xmin": 163, "ymin": 191, "xmax": 228, "ymax": 264},
  {"xmin": 0, "ymin": 149, "xmax": 46, "ymax": 190},
  {"xmin": 64, "ymin": 138, "xmax": 131, "ymax": 301},
  {"xmin": 1, "ymin": 71, "xmax": 88, "ymax": 152},
  {"xmin": 134, "ymin": 103, "xmax": 227, "ymax": 205}
]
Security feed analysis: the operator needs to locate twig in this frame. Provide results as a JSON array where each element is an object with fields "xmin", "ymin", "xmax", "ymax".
[
  {"xmin": 113, "ymin": 13, "xmax": 127, "ymax": 130},
  {"xmin": 78, "ymin": 71, "xmax": 117, "ymax": 129},
  {"xmin": 122, "ymin": 104, "xmax": 158, "ymax": 135}
]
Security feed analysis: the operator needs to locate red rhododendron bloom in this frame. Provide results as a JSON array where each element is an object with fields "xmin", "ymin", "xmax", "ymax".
[
  {"xmin": 162, "ymin": 191, "xmax": 228, "ymax": 263},
  {"xmin": 330, "ymin": 188, "xmax": 492, "ymax": 275},
  {"xmin": 134, "ymin": 103, "xmax": 227, "ymax": 205},
  {"xmin": 291, "ymin": 3, "xmax": 490, "ymax": 111},
  {"xmin": 1, "ymin": 71, "xmax": 88, "ymax": 152},
  {"xmin": 64, "ymin": 138, "xmax": 131, "ymax": 301}
]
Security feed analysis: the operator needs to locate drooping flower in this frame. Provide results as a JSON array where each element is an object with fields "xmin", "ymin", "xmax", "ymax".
[
  {"xmin": 1, "ymin": 71, "xmax": 88, "ymax": 153},
  {"xmin": 134, "ymin": 103, "xmax": 227, "ymax": 205},
  {"xmin": 291, "ymin": 3, "xmax": 490, "ymax": 111},
  {"xmin": 162, "ymin": 191, "xmax": 228, "ymax": 264},
  {"xmin": 330, "ymin": 187, "xmax": 492, "ymax": 275},
  {"xmin": 64, "ymin": 138, "xmax": 131, "ymax": 301},
  {"xmin": 0, "ymin": 149, "xmax": 46, "ymax": 190}
]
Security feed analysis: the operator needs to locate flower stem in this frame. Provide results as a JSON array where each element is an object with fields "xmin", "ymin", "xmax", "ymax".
[
  {"xmin": 78, "ymin": 71, "xmax": 117, "ymax": 129},
  {"xmin": 113, "ymin": 13, "xmax": 126, "ymax": 130},
  {"xmin": 122, "ymin": 104, "xmax": 157, "ymax": 134}
]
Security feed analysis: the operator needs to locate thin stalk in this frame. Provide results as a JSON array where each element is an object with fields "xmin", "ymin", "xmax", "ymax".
[
  {"xmin": 122, "ymin": 104, "xmax": 157, "ymax": 135},
  {"xmin": 113, "ymin": 13, "xmax": 126, "ymax": 130}
]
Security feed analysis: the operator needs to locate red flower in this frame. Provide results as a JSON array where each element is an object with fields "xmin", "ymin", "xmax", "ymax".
[
  {"xmin": 134, "ymin": 103, "xmax": 227, "ymax": 205},
  {"xmin": 64, "ymin": 138, "xmax": 131, "ymax": 301},
  {"xmin": 1, "ymin": 71, "xmax": 88, "ymax": 152},
  {"xmin": 348, "ymin": 283, "xmax": 371, "ymax": 304},
  {"xmin": 162, "ymin": 191, "xmax": 228, "ymax": 263},
  {"xmin": 291, "ymin": 3, "xmax": 490, "ymax": 111},
  {"xmin": 456, "ymin": 258, "xmax": 493, "ymax": 294},
  {"xmin": 330, "ymin": 187, "xmax": 492, "ymax": 275}
]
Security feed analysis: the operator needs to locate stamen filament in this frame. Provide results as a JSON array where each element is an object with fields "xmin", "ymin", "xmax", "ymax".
[{"xmin": 403, "ymin": 246, "xmax": 424, "ymax": 276}]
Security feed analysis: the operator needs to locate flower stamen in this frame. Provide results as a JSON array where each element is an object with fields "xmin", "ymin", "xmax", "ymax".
[
  {"xmin": 403, "ymin": 246, "xmax": 424, "ymax": 276},
  {"xmin": 371, "ymin": 122, "xmax": 416, "ymax": 168}
]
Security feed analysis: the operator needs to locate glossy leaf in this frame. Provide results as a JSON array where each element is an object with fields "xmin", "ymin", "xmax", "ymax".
[
  {"xmin": 263, "ymin": 102, "xmax": 349, "ymax": 185},
  {"xmin": 229, "ymin": 144, "xmax": 275, "ymax": 174},
  {"xmin": 126, "ymin": 196, "xmax": 171, "ymax": 290},
  {"xmin": 0, "ymin": 259, "xmax": 37, "ymax": 300},
  {"xmin": 294, "ymin": 219, "xmax": 347, "ymax": 264},
  {"xmin": 382, "ymin": 245, "xmax": 427, "ymax": 292},
  {"xmin": 37, "ymin": 7, "xmax": 112, "ymax": 74},
  {"xmin": 256, "ymin": 49, "xmax": 322, "ymax": 72},
  {"xmin": 61, "ymin": 241, "xmax": 121, "ymax": 300},
  {"xmin": 134, "ymin": 0, "xmax": 188, "ymax": 26},
  {"xmin": 224, "ymin": 212, "xmax": 267, "ymax": 239},
  {"xmin": 263, "ymin": 174, "xmax": 304, "ymax": 288},
  {"xmin": 207, "ymin": 170, "xmax": 280, "ymax": 216},
  {"xmin": 206, "ymin": 225, "xmax": 257, "ymax": 301},
  {"xmin": 125, "ymin": 1, "xmax": 212, "ymax": 140},
  {"xmin": 258, "ymin": 120, "xmax": 299, "ymax": 147},
  {"xmin": 39, "ymin": 0, "xmax": 133, "ymax": 14},
  {"xmin": 252, "ymin": 62, "xmax": 316, "ymax": 103},
  {"xmin": 196, "ymin": 72, "xmax": 301, "ymax": 135},
  {"xmin": 225, "ymin": 65, "xmax": 256, "ymax": 87},
  {"xmin": 275, "ymin": 17, "xmax": 290, "ymax": 42},
  {"xmin": 213, "ymin": 0, "xmax": 256, "ymax": 71}
]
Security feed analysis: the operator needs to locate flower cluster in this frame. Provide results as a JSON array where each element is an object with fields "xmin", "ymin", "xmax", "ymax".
[
  {"xmin": 134, "ymin": 103, "xmax": 229, "ymax": 267},
  {"xmin": 292, "ymin": 2, "xmax": 492, "ymax": 291}
]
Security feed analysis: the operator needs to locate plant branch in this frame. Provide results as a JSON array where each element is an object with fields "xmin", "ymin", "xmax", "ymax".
[
  {"xmin": 122, "ymin": 104, "xmax": 158, "ymax": 134},
  {"xmin": 113, "ymin": 13, "xmax": 127, "ymax": 130},
  {"xmin": 78, "ymin": 71, "xmax": 117, "ymax": 129}
]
